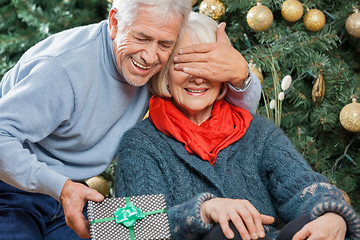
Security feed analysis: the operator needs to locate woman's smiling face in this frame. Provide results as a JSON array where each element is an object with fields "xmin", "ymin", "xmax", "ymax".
[{"xmin": 167, "ymin": 30, "xmax": 222, "ymax": 124}]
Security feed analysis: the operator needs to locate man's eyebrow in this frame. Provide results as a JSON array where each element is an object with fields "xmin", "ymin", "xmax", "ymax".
[
  {"xmin": 136, "ymin": 31, "xmax": 153, "ymax": 39},
  {"xmin": 136, "ymin": 31, "xmax": 175, "ymax": 45}
]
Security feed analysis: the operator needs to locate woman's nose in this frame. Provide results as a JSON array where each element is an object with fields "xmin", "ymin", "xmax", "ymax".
[{"xmin": 189, "ymin": 77, "xmax": 206, "ymax": 84}]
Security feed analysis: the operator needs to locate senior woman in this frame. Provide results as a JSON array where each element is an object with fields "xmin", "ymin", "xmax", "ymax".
[{"xmin": 115, "ymin": 12, "xmax": 360, "ymax": 240}]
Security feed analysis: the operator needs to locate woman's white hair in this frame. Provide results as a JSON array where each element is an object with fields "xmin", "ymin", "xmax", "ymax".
[
  {"xmin": 150, "ymin": 12, "xmax": 229, "ymax": 99},
  {"xmin": 111, "ymin": 0, "xmax": 192, "ymax": 34}
]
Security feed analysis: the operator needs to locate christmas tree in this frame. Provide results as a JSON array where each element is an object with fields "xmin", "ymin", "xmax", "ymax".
[
  {"xmin": 1, "ymin": 0, "xmax": 359, "ymax": 211},
  {"xmin": 196, "ymin": 0, "xmax": 360, "ymax": 211},
  {"xmin": 0, "ymin": 0, "xmax": 109, "ymax": 77}
]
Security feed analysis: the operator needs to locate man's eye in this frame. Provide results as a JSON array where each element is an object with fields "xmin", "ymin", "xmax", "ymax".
[
  {"xmin": 160, "ymin": 43, "xmax": 172, "ymax": 49},
  {"xmin": 135, "ymin": 37, "xmax": 147, "ymax": 42}
]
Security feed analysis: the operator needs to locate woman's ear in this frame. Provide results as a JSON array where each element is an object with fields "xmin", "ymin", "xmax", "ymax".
[
  {"xmin": 216, "ymin": 82, "xmax": 228, "ymax": 100},
  {"xmin": 108, "ymin": 9, "xmax": 118, "ymax": 39}
]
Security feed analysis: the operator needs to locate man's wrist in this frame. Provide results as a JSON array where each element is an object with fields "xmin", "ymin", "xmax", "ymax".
[{"xmin": 229, "ymin": 71, "xmax": 252, "ymax": 91}]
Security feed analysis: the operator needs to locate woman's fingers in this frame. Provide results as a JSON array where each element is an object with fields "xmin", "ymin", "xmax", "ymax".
[
  {"xmin": 219, "ymin": 218, "xmax": 235, "ymax": 239},
  {"xmin": 229, "ymin": 212, "xmax": 252, "ymax": 240},
  {"xmin": 202, "ymin": 198, "xmax": 274, "ymax": 239},
  {"xmin": 292, "ymin": 213, "xmax": 347, "ymax": 240},
  {"xmin": 235, "ymin": 203, "xmax": 260, "ymax": 239}
]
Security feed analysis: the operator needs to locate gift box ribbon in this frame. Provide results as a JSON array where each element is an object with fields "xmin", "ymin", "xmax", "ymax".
[{"xmin": 89, "ymin": 197, "xmax": 167, "ymax": 240}]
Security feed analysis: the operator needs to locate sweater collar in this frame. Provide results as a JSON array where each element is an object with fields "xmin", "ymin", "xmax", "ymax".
[{"xmin": 103, "ymin": 20, "xmax": 126, "ymax": 83}]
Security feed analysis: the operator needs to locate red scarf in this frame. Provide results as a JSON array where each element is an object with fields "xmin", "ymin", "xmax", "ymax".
[{"xmin": 149, "ymin": 96, "xmax": 253, "ymax": 165}]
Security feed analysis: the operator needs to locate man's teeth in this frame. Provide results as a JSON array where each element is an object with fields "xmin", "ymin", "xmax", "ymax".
[
  {"xmin": 186, "ymin": 89, "xmax": 207, "ymax": 93},
  {"xmin": 132, "ymin": 59, "xmax": 150, "ymax": 70}
]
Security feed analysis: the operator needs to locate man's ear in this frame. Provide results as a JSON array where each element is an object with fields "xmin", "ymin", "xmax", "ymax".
[{"xmin": 108, "ymin": 9, "xmax": 118, "ymax": 39}]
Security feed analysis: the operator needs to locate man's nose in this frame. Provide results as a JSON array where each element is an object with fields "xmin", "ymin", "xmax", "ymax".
[{"xmin": 141, "ymin": 43, "xmax": 159, "ymax": 65}]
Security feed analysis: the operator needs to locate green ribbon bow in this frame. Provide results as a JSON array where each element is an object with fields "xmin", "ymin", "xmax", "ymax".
[
  {"xmin": 114, "ymin": 201, "xmax": 146, "ymax": 227},
  {"xmin": 89, "ymin": 197, "xmax": 167, "ymax": 240}
]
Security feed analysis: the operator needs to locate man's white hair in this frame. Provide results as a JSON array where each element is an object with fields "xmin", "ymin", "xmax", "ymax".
[{"xmin": 111, "ymin": 0, "xmax": 192, "ymax": 33}]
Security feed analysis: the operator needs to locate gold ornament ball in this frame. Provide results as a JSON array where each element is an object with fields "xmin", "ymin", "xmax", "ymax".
[
  {"xmin": 281, "ymin": 0, "xmax": 304, "ymax": 22},
  {"xmin": 199, "ymin": 0, "xmax": 226, "ymax": 20},
  {"xmin": 107, "ymin": 0, "xmax": 113, "ymax": 3},
  {"xmin": 339, "ymin": 98, "xmax": 360, "ymax": 132},
  {"xmin": 249, "ymin": 64, "xmax": 264, "ymax": 85},
  {"xmin": 247, "ymin": 3, "xmax": 273, "ymax": 31},
  {"xmin": 303, "ymin": 9, "xmax": 326, "ymax": 32},
  {"xmin": 85, "ymin": 176, "xmax": 110, "ymax": 197},
  {"xmin": 339, "ymin": 189, "xmax": 351, "ymax": 205},
  {"xmin": 345, "ymin": 11, "xmax": 360, "ymax": 38},
  {"xmin": 192, "ymin": 0, "xmax": 198, "ymax": 6}
]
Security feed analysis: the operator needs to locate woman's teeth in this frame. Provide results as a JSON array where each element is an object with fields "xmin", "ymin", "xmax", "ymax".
[{"xmin": 186, "ymin": 89, "xmax": 207, "ymax": 93}]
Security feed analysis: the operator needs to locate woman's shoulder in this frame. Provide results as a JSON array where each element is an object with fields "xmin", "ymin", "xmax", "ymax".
[
  {"xmin": 122, "ymin": 118, "xmax": 158, "ymax": 138},
  {"xmin": 120, "ymin": 118, "xmax": 169, "ymax": 149},
  {"xmin": 247, "ymin": 114, "xmax": 279, "ymax": 134}
]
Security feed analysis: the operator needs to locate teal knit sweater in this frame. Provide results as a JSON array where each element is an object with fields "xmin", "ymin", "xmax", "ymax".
[{"xmin": 115, "ymin": 116, "xmax": 360, "ymax": 240}]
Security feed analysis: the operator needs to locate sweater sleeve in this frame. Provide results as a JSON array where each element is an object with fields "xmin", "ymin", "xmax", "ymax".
[
  {"xmin": 0, "ymin": 57, "xmax": 74, "ymax": 200},
  {"xmin": 115, "ymin": 127, "xmax": 215, "ymax": 240},
  {"xmin": 225, "ymin": 66, "xmax": 261, "ymax": 114},
  {"xmin": 261, "ymin": 124, "xmax": 360, "ymax": 239}
]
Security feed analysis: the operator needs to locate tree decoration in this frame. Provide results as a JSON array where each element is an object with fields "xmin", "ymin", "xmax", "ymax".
[
  {"xmin": 192, "ymin": 0, "xmax": 198, "ymax": 6},
  {"xmin": 303, "ymin": 9, "xmax": 326, "ymax": 32},
  {"xmin": 249, "ymin": 62, "xmax": 264, "ymax": 85},
  {"xmin": 246, "ymin": 1, "xmax": 273, "ymax": 31},
  {"xmin": 107, "ymin": 0, "xmax": 113, "ymax": 3},
  {"xmin": 270, "ymin": 99, "xmax": 276, "ymax": 109},
  {"xmin": 281, "ymin": 0, "xmax": 304, "ymax": 22},
  {"xmin": 345, "ymin": 8, "xmax": 360, "ymax": 38},
  {"xmin": 278, "ymin": 92, "xmax": 285, "ymax": 101},
  {"xmin": 199, "ymin": 0, "xmax": 226, "ymax": 20},
  {"xmin": 340, "ymin": 96, "xmax": 360, "ymax": 132},
  {"xmin": 281, "ymin": 75, "xmax": 292, "ymax": 91},
  {"xmin": 86, "ymin": 176, "xmax": 110, "ymax": 197},
  {"xmin": 312, "ymin": 69, "xmax": 325, "ymax": 105},
  {"xmin": 339, "ymin": 189, "xmax": 351, "ymax": 205}
]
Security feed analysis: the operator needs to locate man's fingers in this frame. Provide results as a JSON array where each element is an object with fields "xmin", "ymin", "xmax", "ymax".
[
  {"xmin": 60, "ymin": 180, "xmax": 104, "ymax": 238},
  {"xmin": 174, "ymin": 53, "xmax": 209, "ymax": 64},
  {"xmin": 216, "ymin": 22, "xmax": 229, "ymax": 44},
  {"xmin": 86, "ymin": 188, "xmax": 104, "ymax": 202},
  {"xmin": 178, "ymin": 42, "xmax": 213, "ymax": 55},
  {"xmin": 65, "ymin": 208, "xmax": 91, "ymax": 238},
  {"xmin": 177, "ymin": 66, "xmax": 214, "ymax": 81},
  {"xmin": 174, "ymin": 61, "xmax": 209, "ymax": 72}
]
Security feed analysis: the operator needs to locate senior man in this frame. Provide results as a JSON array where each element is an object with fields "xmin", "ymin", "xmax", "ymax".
[{"xmin": 0, "ymin": 0, "xmax": 261, "ymax": 239}]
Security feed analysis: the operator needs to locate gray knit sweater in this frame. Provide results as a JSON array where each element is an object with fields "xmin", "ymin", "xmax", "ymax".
[{"xmin": 115, "ymin": 115, "xmax": 360, "ymax": 240}]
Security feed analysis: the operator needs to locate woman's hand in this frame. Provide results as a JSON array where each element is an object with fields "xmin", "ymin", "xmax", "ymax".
[
  {"xmin": 292, "ymin": 212, "xmax": 347, "ymax": 240},
  {"xmin": 201, "ymin": 198, "xmax": 275, "ymax": 240}
]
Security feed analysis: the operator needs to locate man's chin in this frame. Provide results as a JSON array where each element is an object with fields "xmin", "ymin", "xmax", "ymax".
[{"xmin": 122, "ymin": 73, "xmax": 151, "ymax": 87}]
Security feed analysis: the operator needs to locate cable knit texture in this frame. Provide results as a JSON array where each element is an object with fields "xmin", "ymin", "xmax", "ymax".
[{"xmin": 115, "ymin": 115, "xmax": 360, "ymax": 240}]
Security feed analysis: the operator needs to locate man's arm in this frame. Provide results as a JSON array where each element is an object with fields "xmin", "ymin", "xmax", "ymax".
[
  {"xmin": 173, "ymin": 22, "xmax": 261, "ymax": 113},
  {"xmin": 225, "ymin": 69, "xmax": 261, "ymax": 114},
  {"xmin": 0, "ymin": 59, "xmax": 74, "ymax": 200},
  {"xmin": 0, "ymin": 59, "xmax": 104, "ymax": 238}
]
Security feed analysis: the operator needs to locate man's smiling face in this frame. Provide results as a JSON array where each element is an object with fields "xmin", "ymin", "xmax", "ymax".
[{"xmin": 110, "ymin": 7, "xmax": 182, "ymax": 86}]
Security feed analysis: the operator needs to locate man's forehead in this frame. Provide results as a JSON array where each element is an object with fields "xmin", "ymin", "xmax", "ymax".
[{"xmin": 129, "ymin": 11, "xmax": 182, "ymax": 41}]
